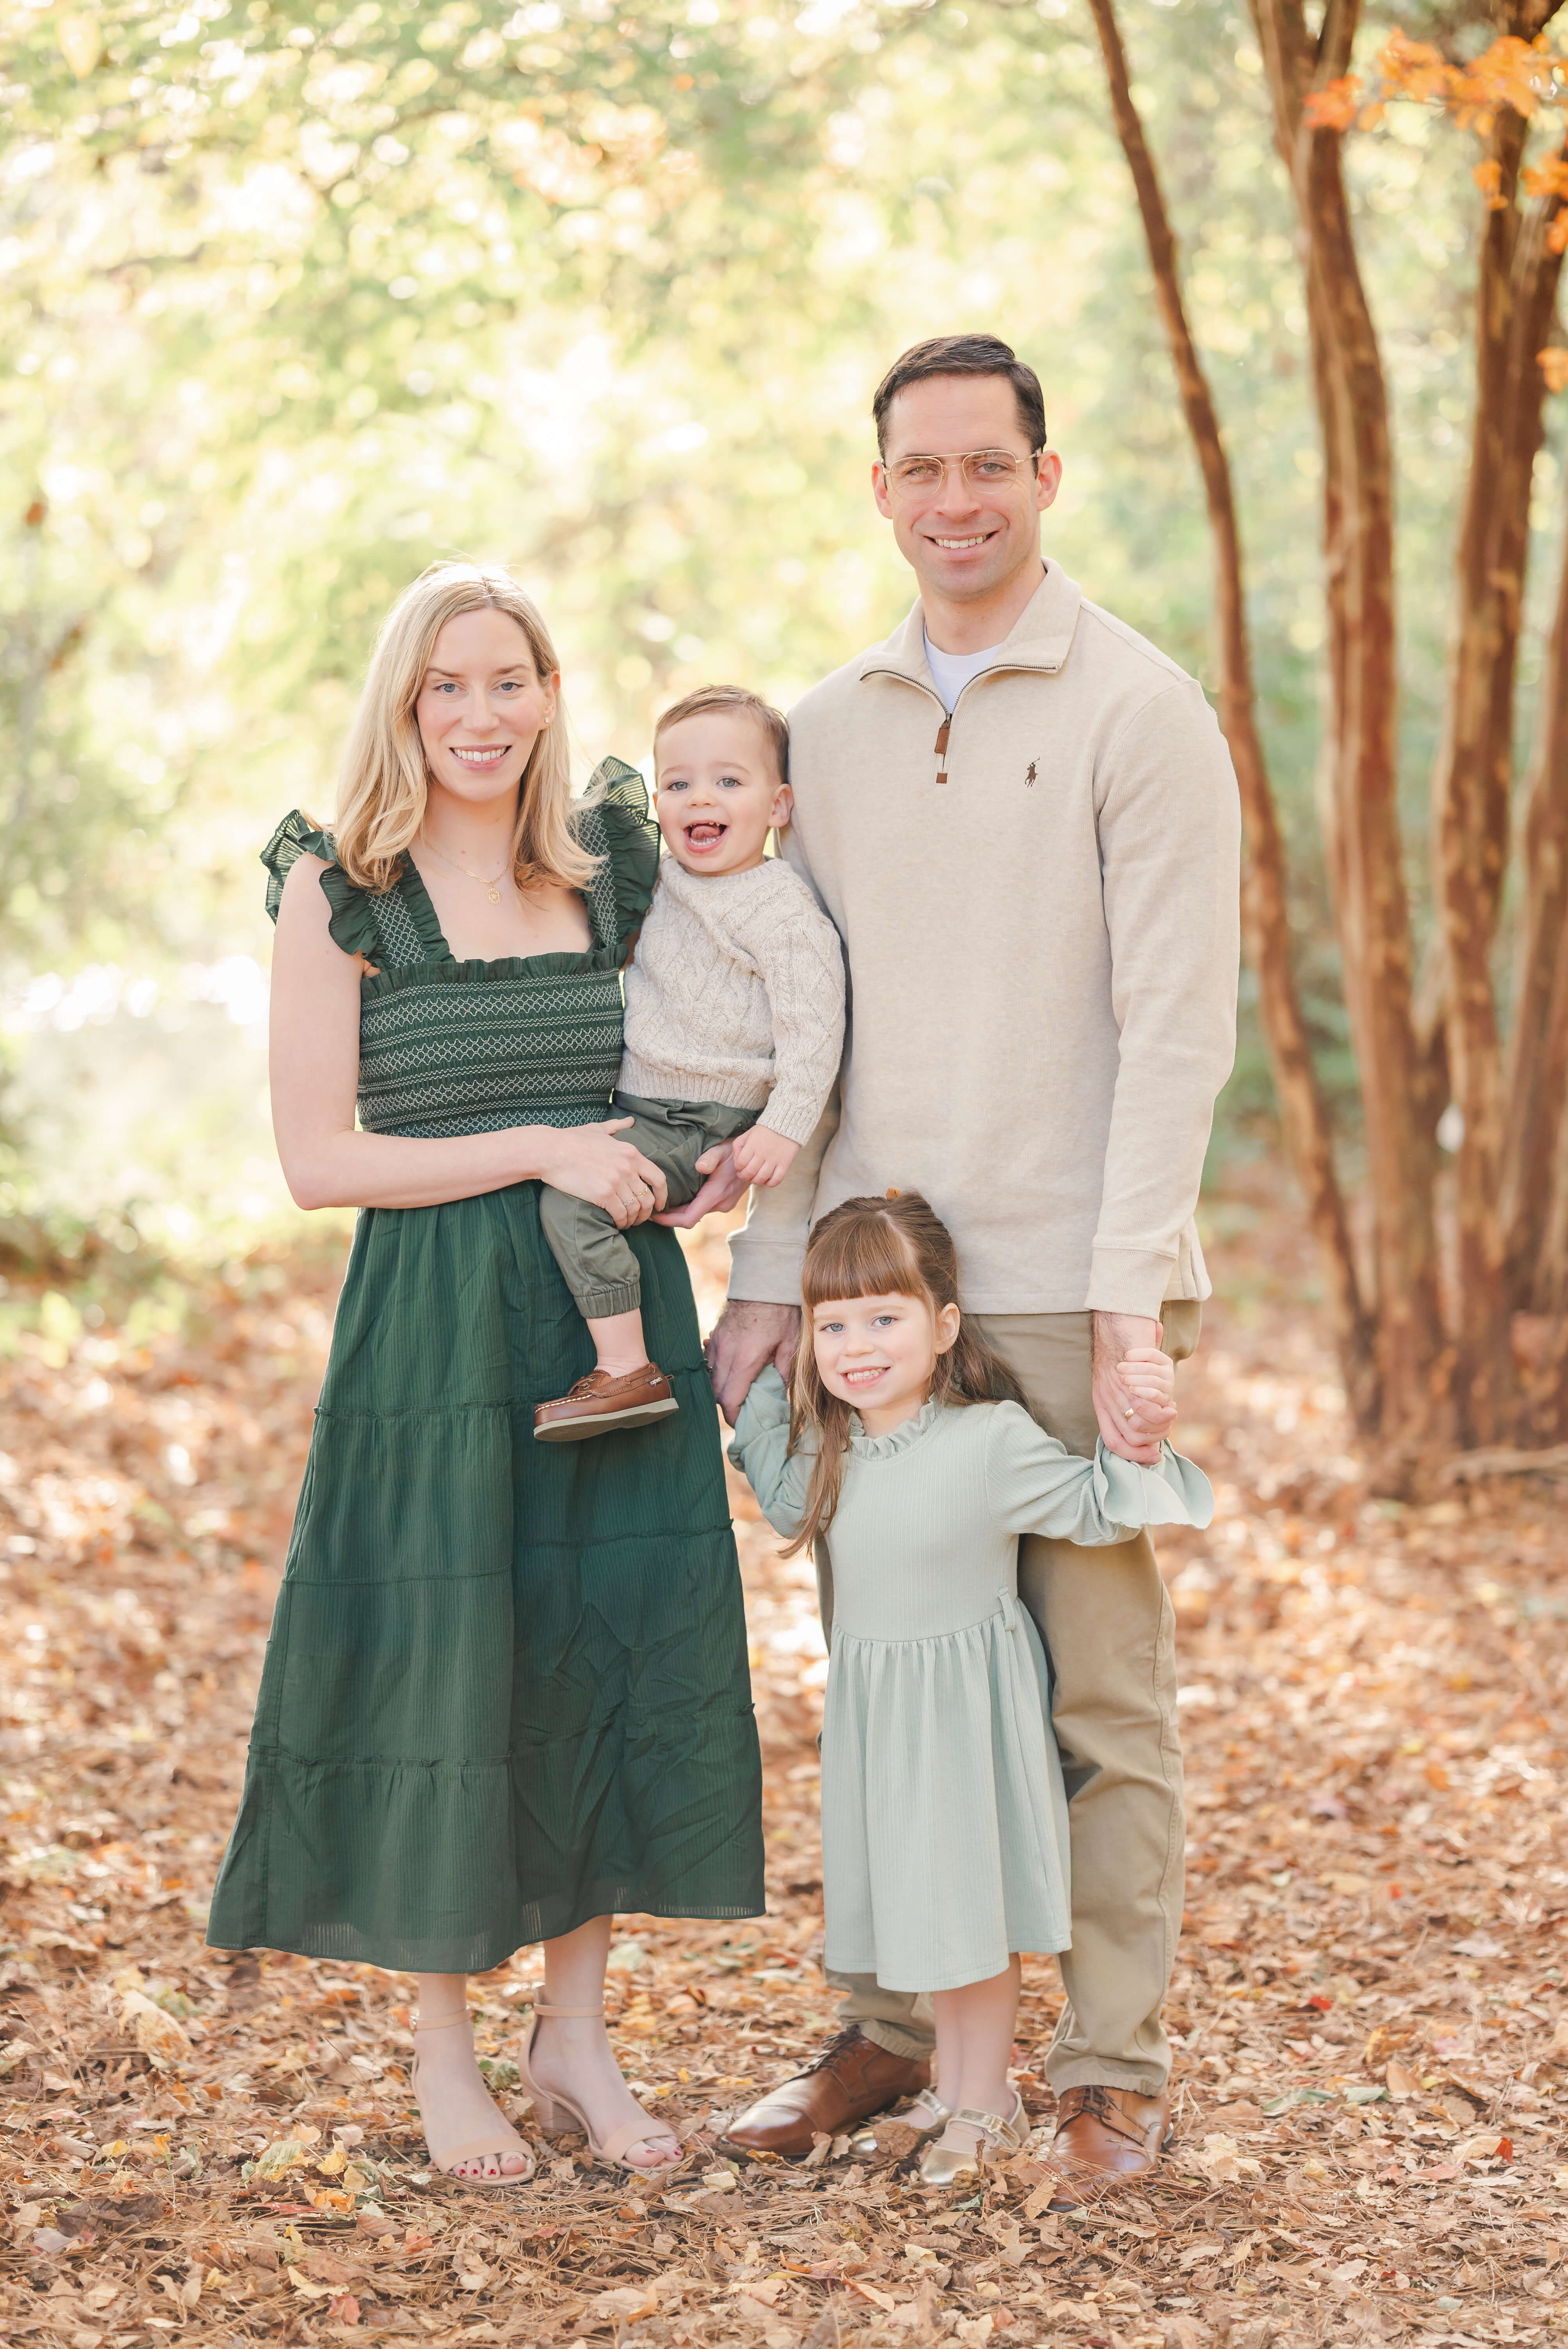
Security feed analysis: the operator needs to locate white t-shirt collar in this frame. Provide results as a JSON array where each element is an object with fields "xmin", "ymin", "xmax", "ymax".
[{"xmin": 923, "ymin": 629, "xmax": 1005, "ymax": 713}]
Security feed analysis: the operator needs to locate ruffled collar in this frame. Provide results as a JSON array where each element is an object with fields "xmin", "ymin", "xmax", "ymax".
[{"xmin": 847, "ymin": 1395, "xmax": 944, "ymax": 1461}]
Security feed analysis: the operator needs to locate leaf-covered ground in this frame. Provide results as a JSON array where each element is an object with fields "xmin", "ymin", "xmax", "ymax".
[{"xmin": 1, "ymin": 1180, "xmax": 1564, "ymax": 2348}]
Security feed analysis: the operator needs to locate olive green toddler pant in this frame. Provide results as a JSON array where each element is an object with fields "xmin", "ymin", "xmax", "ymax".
[
  {"xmin": 823, "ymin": 1301, "xmax": 1200, "ymax": 2099},
  {"xmin": 538, "ymin": 1091, "xmax": 758, "ymax": 1319}
]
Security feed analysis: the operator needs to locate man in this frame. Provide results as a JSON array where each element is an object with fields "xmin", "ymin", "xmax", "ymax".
[{"xmin": 670, "ymin": 333, "xmax": 1240, "ymax": 2201}]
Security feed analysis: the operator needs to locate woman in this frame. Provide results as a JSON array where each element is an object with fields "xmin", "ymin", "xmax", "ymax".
[{"xmin": 207, "ymin": 563, "xmax": 764, "ymax": 2183}]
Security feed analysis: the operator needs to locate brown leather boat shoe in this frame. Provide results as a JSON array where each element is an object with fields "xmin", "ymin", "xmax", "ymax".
[
  {"xmin": 533, "ymin": 1363, "xmax": 678, "ymax": 1442},
  {"xmin": 1044, "ymin": 2085, "xmax": 1173, "ymax": 2210},
  {"xmin": 719, "ymin": 2027, "xmax": 931, "ymax": 2159}
]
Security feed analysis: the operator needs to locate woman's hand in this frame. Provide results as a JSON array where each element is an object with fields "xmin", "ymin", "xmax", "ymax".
[{"xmin": 534, "ymin": 1118, "xmax": 668, "ymax": 1228}]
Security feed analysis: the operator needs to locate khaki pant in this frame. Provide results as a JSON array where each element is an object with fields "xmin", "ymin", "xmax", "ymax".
[{"xmin": 825, "ymin": 1303, "xmax": 1199, "ymax": 2098}]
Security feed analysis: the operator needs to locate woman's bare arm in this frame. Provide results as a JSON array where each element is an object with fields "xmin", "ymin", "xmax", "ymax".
[{"xmin": 269, "ymin": 856, "xmax": 667, "ymax": 1217}]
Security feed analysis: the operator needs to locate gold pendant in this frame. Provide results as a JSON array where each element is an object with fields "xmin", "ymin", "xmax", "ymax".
[{"xmin": 487, "ymin": 887, "xmax": 500, "ymax": 903}]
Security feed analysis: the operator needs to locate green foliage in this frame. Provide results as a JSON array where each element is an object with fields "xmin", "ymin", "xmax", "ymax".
[{"xmin": 1, "ymin": 0, "xmax": 1556, "ymax": 1224}]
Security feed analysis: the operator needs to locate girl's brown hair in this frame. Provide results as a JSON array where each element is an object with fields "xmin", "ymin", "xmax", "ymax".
[
  {"xmin": 332, "ymin": 561, "xmax": 599, "ymax": 897},
  {"xmin": 782, "ymin": 1191, "xmax": 1030, "ymax": 1559}
]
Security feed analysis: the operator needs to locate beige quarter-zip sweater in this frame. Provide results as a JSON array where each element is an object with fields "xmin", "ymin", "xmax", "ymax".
[{"xmin": 726, "ymin": 566, "xmax": 1241, "ymax": 1320}]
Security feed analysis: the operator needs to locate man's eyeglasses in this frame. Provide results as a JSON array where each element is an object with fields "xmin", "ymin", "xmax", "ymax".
[{"xmin": 882, "ymin": 448, "xmax": 1042, "ymax": 497}]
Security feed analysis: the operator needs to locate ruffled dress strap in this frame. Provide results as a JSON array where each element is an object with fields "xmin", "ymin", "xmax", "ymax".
[
  {"xmin": 576, "ymin": 756, "xmax": 658, "ymax": 962},
  {"xmin": 260, "ymin": 808, "xmax": 384, "ymax": 964}
]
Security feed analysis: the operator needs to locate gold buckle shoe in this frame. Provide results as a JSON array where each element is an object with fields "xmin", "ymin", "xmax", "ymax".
[
  {"xmin": 916, "ymin": 2090, "xmax": 1028, "ymax": 2186},
  {"xmin": 849, "ymin": 2083, "xmax": 952, "ymax": 2160}
]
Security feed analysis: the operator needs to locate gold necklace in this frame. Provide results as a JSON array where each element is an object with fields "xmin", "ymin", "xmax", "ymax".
[{"xmin": 419, "ymin": 831, "xmax": 511, "ymax": 905}]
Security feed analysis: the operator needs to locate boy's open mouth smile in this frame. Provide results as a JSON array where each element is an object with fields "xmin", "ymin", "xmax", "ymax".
[{"xmin": 683, "ymin": 820, "xmax": 729, "ymax": 852}]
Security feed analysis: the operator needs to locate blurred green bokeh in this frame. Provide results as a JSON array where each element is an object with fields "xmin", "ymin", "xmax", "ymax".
[{"xmin": 1, "ymin": 0, "xmax": 1552, "ymax": 1303}]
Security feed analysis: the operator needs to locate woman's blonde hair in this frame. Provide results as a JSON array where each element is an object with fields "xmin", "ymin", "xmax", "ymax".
[
  {"xmin": 332, "ymin": 561, "xmax": 599, "ymax": 895},
  {"xmin": 782, "ymin": 1191, "xmax": 1031, "ymax": 1559}
]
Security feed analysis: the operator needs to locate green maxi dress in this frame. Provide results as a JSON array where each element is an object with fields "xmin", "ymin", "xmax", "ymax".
[{"xmin": 207, "ymin": 761, "xmax": 765, "ymax": 1974}]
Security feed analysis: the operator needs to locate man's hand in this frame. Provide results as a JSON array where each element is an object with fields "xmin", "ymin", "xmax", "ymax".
[
  {"xmin": 653, "ymin": 1141, "xmax": 750, "ymax": 1229},
  {"xmin": 731, "ymin": 1126, "xmax": 802, "ymax": 1189},
  {"xmin": 1092, "ymin": 1312, "xmax": 1174, "ymax": 1465},
  {"xmin": 706, "ymin": 1299, "xmax": 801, "ymax": 1426}
]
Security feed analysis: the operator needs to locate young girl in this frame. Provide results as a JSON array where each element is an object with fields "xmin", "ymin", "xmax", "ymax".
[{"xmin": 728, "ymin": 1191, "xmax": 1213, "ymax": 2186}]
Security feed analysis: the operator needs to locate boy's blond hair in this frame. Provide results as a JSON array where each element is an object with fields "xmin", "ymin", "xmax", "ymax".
[
  {"xmin": 653, "ymin": 684, "xmax": 789, "ymax": 787},
  {"xmin": 333, "ymin": 561, "xmax": 599, "ymax": 896}
]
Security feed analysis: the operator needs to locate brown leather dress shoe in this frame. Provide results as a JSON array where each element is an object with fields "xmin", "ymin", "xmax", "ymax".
[
  {"xmin": 1044, "ymin": 2085, "xmax": 1172, "ymax": 2210},
  {"xmin": 719, "ymin": 2027, "xmax": 931, "ymax": 2159},
  {"xmin": 533, "ymin": 1363, "xmax": 678, "ymax": 1442}
]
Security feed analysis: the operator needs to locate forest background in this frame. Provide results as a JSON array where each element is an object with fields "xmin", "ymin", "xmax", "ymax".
[{"xmin": 4, "ymin": 0, "xmax": 1553, "ymax": 1409}]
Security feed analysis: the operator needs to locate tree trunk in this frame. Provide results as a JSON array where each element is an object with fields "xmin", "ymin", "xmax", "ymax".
[
  {"xmin": 1251, "ymin": 0, "xmax": 1449, "ymax": 1449},
  {"xmin": 1085, "ymin": 0, "xmax": 1378, "ymax": 1429},
  {"xmin": 1431, "ymin": 108, "xmax": 1568, "ymax": 1438},
  {"xmin": 1503, "ymin": 487, "xmax": 1568, "ymax": 1320}
]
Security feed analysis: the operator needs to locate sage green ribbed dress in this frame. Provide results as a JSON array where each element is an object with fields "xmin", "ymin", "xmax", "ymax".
[
  {"xmin": 207, "ymin": 762, "xmax": 765, "ymax": 1973},
  {"xmin": 731, "ymin": 1368, "xmax": 1212, "ymax": 1994}
]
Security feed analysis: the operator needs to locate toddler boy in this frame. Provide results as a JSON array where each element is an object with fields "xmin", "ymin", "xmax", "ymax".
[{"xmin": 534, "ymin": 685, "xmax": 845, "ymax": 1440}]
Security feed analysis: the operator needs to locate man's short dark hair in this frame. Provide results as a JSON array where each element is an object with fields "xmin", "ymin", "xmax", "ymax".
[{"xmin": 871, "ymin": 335, "xmax": 1047, "ymax": 458}]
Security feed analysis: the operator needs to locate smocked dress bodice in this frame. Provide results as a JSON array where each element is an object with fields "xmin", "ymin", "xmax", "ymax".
[{"xmin": 260, "ymin": 758, "xmax": 657, "ymax": 1138}]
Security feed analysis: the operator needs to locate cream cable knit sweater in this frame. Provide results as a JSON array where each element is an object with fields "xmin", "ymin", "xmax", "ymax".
[{"xmin": 619, "ymin": 854, "xmax": 846, "ymax": 1146}]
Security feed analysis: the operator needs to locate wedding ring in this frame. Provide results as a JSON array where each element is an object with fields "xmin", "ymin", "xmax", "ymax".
[{"xmin": 1124, "ymin": 1406, "xmax": 1135, "ymax": 1420}]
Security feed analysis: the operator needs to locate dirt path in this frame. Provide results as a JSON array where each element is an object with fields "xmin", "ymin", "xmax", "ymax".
[{"xmin": 1, "ymin": 1185, "xmax": 1564, "ymax": 2346}]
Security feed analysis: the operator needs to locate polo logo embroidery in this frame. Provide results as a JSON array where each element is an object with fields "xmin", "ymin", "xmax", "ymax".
[{"xmin": 1024, "ymin": 760, "xmax": 1038, "ymax": 788}]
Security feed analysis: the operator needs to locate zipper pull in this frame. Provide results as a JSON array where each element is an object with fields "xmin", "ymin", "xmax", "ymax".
[{"xmin": 934, "ymin": 716, "xmax": 950, "ymax": 786}]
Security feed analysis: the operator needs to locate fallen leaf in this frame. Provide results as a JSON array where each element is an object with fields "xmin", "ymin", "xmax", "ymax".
[
  {"xmin": 252, "ymin": 2137, "xmax": 310, "ymax": 2181},
  {"xmin": 1190, "ymin": 2131, "xmax": 1264, "ymax": 2185},
  {"xmin": 119, "ymin": 1989, "xmax": 189, "ymax": 2070},
  {"xmin": 850, "ymin": 2278, "xmax": 898, "ymax": 2312},
  {"xmin": 289, "ymin": 2269, "xmax": 336, "ymax": 2299},
  {"xmin": 592, "ymin": 2285, "xmax": 658, "ymax": 2320}
]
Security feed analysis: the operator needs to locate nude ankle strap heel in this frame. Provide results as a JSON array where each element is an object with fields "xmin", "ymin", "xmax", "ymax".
[
  {"xmin": 520, "ymin": 2003, "xmax": 679, "ymax": 2173},
  {"xmin": 411, "ymin": 2014, "xmax": 534, "ymax": 2188}
]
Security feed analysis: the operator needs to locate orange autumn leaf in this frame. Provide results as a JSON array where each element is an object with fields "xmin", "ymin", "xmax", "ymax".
[
  {"xmin": 1454, "ymin": 33, "xmax": 1558, "ymax": 121},
  {"xmin": 1539, "ymin": 348, "xmax": 1568, "ymax": 391},
  {"xmin": 1373, "ymin": 26, "xmax": 1566, "ymax": 140},
  {"xmin": 1378, "ymin": 29, "xmax": 1456, "ymax": 106},
  {"xmin": 1304, "ymin": 75, "xmax": 1362, "ymax": 132},
  {"xmin": 1550, "ymin": 212, "xmax": 1568, "ymax": 253},
  {"xmin": 1522, "ymin": 153, "xmax": 1568, "ymax": 201},
  {"xmin": 1474, "ymin": 158, "xmax": 1509, "ymax": 210}
]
